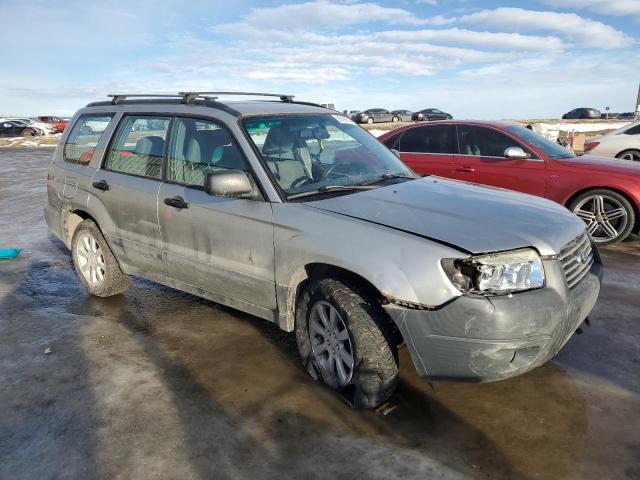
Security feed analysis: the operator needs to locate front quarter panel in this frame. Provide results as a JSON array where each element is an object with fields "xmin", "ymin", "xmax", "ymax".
[{"xmin": 272, "ymin": 202, "xmax": 465, "ymax": 330}]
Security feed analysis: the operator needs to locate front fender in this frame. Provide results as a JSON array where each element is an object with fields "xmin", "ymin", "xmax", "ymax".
[{"xmin": 272, "ymin": 203, "xmax": 464, "ymax": 331}]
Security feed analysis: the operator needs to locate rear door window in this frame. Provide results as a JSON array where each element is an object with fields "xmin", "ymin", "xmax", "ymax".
[
  {"xmin": 105, "ymin": 116, "xmax": 170, "ymax": 179},
  {"xmin": 399, "ymin": 125, "xmax": 458, "ymax": 154},
  {"xmin": 63, "ymin": 114, "xmax": 114, "ymax": 164},
  {"xmin": 167, "ymin": 117, "xmax": 249, "ymax": 187}
]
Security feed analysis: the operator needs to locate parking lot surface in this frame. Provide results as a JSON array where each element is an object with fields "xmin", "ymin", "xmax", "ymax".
[{"xmin": 1, "ymin": 148, "xmax": 639, "ymax": 480}]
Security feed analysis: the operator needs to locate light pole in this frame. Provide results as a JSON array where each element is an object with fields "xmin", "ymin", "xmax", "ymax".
[{"xmin": 636, "ymin": 82, "xmax": 640, "ymax": 120}]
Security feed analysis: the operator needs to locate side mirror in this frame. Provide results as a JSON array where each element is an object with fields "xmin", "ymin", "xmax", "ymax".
[
  {"xmin": 205, "ymin": 170, "xmax": 254, "ymax": 198},
  {"xmin": 504, "ymin": 146, "xmax": 529, "ymax": 160},
  {"xmin": 391, "ymin": 149, "xmax": 400, "ymax": 158}
]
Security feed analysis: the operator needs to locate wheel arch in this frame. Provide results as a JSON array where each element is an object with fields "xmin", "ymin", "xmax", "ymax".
[
  {"xmin": 616, "ymin": 148, "xmax": 640, "ymax": 159},
  {"xmin": 63, "ymin": 209, "xmax": 99, "ymax": 248},
  {"xmin": 564, "ymin": 186, "xmax": 640, "ymax": 233},
  {"xmin": 278, "ymin": 262, "xmax": 403, "ymax": 344}
]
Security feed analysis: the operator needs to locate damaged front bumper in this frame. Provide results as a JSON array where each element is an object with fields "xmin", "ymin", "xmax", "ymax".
[{"xmin": 384, "ymin": 258, "xmax": 602, "ymax": 381}]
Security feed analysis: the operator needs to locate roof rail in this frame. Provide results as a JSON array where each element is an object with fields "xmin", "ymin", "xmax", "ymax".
[
  {"xmin": 178, "ymin": 91, "xmax": 295, "ymax": 104},
  {"xmin": 108, "ymin": 94, "xmax": 182, "ymax": 105}
]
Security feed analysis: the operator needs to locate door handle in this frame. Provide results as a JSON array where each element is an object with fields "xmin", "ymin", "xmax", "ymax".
[
  {"xmin": 164, "ymin": 195, "xmax": 189, "ymax": 209},
  {"xmin": 455, "ymin": 166, "xmax": 475, "ymax": 173},
  {"xmin": 92, "ymin": 179, "xmax": 110, "ymax": 191}
]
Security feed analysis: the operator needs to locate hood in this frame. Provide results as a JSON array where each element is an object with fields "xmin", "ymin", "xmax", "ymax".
[
  {"xmin": 556, "ymin": 154, "xmax": 640, "ymax": 175},
  {"xmin": 304, "ymin": 177, "xmax": 585, "ymax": 256}
]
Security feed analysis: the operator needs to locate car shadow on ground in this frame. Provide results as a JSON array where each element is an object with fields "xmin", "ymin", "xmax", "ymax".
[
  {"xmin": 98, "ymin": 276, "xmax": 590, "ymax": 480},
  {"xmin": 1, "ymin": 237, "xmax": 594, "ymax": 480}
]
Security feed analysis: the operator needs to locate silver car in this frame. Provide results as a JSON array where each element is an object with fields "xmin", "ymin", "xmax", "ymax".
[{"xmin": 45, "ymin": 92, "xmax": 602, "ymax": 408}]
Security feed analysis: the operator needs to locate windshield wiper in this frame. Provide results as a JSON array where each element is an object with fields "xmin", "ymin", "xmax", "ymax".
[
  {"xmin": 286, "ymin": 184, "xmax": 376, "ymax": 200},
  {"xmin": 358, "ymin": 173, "xmax": 417, "ymax": 186}
]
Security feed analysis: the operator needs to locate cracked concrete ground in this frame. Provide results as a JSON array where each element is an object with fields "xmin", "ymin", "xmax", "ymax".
[{"xmin": 1, "ymin": 148, "xmax": 639, "ymax": 480}]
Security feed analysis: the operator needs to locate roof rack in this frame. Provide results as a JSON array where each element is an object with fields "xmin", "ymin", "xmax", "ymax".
[
  {"xmin": 108, "ymin": 94, "xmax": 183, "ymax": 105},
  {"xmin": 178, "ymin": 91, "xmax": 295, "ymax": 104},
  {"xmin": 106, "ymin": 91, "xmax": 301, "ymax": 106}
]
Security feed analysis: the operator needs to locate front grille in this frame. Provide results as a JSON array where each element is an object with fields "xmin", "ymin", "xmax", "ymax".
[{"xmin": 558, "ymin": 232, "xmax": 594, "ymax": 289}]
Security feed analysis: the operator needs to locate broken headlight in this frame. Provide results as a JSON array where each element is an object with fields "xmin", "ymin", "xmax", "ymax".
[{"xmin": 441, "ymin": 249, "xmax": 545, "ymax": 294}]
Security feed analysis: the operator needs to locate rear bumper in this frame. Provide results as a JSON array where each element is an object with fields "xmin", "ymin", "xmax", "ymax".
[
  {"xmin": 384, "ymin": 260, "xmax": 602, "ymax": 382},
  {"xmin": 44, "ymin": 203, "xmax": 64, "ymax": 243}
]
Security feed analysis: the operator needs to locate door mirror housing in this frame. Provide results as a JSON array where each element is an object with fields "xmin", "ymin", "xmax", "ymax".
[
  {"xmin": 205, "ymin": 170, "xmax": 254, "ymax": 198},
  {"xmin": 390, "ymin": 148, "xmax": 400, "ymax": 158},
  {"xmin": 504, "ymin": 146, "xmax": 529, "ymax": 160}
]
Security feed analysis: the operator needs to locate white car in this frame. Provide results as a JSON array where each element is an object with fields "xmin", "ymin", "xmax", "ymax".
[
  {"xmin": 9, "ymin": 118, "xmax": 56, "ymax": 135},
  {"xmin": 584, "ymin": 121, "xmax": 640, "ymax": 161}
]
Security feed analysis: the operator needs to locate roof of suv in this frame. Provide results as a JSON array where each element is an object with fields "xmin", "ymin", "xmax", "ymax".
[{"xmin": 85, "ymin": 94, "xmax": 333, "ymax": 117}]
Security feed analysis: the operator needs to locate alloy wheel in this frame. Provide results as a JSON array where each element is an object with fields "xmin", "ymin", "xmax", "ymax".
[
  {"xmin": 308, "ymin": 301, "xmax": 355, "ymax": 387},
  {"xmin": 573, "ymin": 194, "xmax": 629, "ymax": 243},
  {"xmin": 76, "ymin": 232, "xmax": 106, "ymax": 286}
]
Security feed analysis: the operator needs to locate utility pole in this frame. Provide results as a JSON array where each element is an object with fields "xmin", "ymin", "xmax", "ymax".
[{"xmin": 636, "ymin": 82, "xmax": 640, "ymax": 120}]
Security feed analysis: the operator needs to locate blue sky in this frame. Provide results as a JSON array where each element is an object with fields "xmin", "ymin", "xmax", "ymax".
[{"xmin": 1, "ymin": 0, "xmax": 638, "ymax": 118}]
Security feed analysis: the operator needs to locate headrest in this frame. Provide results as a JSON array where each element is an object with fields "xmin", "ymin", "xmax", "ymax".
[
  {"xmin": 134, "ymin": 136, "xmax": 164, "ymax": 157},
  {"xmin": 262, "ymin": 124, "xmax": 297, "ymax": 155}
]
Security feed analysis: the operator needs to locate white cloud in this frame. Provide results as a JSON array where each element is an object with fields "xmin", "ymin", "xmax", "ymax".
[
  {"xmin": 220, "ymin": 0, "xmax": 428, "ymax": 29},
  {"xmin": 543, "ymin": 0, "xmax": 640, "ymax": 18},
  {"xmin": 460, "ymin": 7, "xmax": 631, "ymax": 48}
]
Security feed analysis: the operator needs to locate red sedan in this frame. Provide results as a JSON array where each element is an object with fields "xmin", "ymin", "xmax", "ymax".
[
  {"xmin": 37, "ymin": 116, "xmax": 69, "ymax": 133},
  {"xmin": 379, "ymin": 120, "xmax": 640, "ymax": 245}
]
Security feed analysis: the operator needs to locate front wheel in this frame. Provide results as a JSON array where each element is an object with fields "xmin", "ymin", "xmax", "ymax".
[
  {"xmin": 569, "ymin": 189, "xmax": 635, "ymax": 245},
  {"xmin": 392, "ymin": 116, "xmax": 399, "ymax": 123},
  {"xmin": 296, "ymin": 278, "xmax": 398, "ymax": 408},
  {"xmin": 366, "ymin": 117, "xmax": 374, "ymax": 124},
  {"xmin": 21, "ymin": 129, "xmax": 34, "ymax": 137},
  {"xmin": 71, "ymin": 220, "xmax": 132, "ymax": 296}
]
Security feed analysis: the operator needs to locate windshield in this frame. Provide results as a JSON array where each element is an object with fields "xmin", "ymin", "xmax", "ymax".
[
  {"xmin": 504, "ymin": 124, "xmax": 574, "ymax": 159},
  {"xmin": 242, "ymin": 114, "xmax": 415, "ymax": 198}
]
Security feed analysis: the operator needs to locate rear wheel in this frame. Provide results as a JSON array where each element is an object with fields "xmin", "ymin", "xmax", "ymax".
[
  {"xmin": 616, "ymin": 149, "xmax": 640, "ymax": 161},
  {"xmin": 296, "ymin": 278, "xmax": 398, "ymax": 408},
  {"xmin": 569, "ymin": 189, "xmax": 635, "ymax": 245},
  {"xmin": 71, "ymin": 220, "xmax": 132, "ymax": 296}
]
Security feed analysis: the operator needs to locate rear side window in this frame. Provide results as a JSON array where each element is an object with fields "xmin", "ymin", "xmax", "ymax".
[
  {"xmin": 63, "ymin": 114, "xmax": 114, "ymax": 164},
  {"xmin": 400, "ymin": 125, "xmax": 457, "ymax": 154},
  {"xmin": 623, "ymin": 125, "xmax": 640, "ymax": 135},
  {"xmin": 167, "ymin": 117, "xmax": 249, "ymax": 187},
  {"xmin": 105, "ymin": 116, "xmax": 170, "ymax": 179}
]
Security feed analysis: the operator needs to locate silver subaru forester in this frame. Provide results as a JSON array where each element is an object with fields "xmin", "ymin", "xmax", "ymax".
[{"xmin": 45, "ymin": 92, "xmax": 602, "ymax": 408}]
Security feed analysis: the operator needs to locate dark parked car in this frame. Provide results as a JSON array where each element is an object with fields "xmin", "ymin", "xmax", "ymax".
[
  {"xmin": 380, "ymin": 120, "xmax": 640, "ymax": 245},
  {"xmin": 391, "ymin": 110, "xmax": 413, "ymax": 122},
  {"xmin": 562, "ymin": 108, "xmax": 601, "ymax": 120},
  {"xmin": 616, "ymin": 112, "xmax": 637, "ymax": 121},
  {"xmin": 0, "ymin": 121, "xmax": 39, "ymax": 137},
  {"xmin": 411, "ymin": 108, "xmax": 452, "ymax": 121},
  {"xmin": 354, "ymin": 109, "xmax": 399, "ymax": 124}
]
